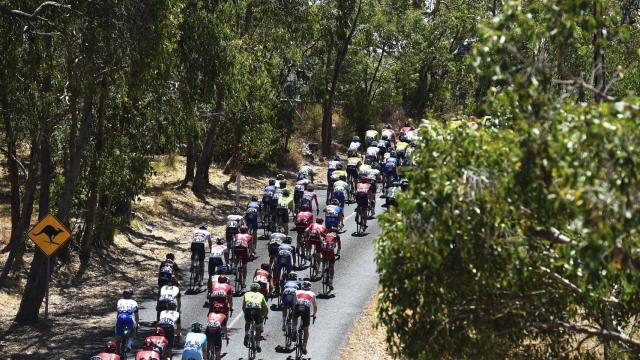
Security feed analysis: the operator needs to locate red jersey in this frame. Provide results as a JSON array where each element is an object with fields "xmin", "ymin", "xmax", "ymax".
[
  {"xmin": 135, "ymin": 350, "xmax": 161, "ymax": 360},
  {"xmin": 207, "ymin": 311, "xmax": 227, "ymax": 334},
  {"xmin": 144, "ymin": 335, "xmax": 168, "ymax": 353},
  {"xmin": 95, "ymin": 354, "xmax": 121, "ymax": 360},
  {"xmin": 296, "ymin": 211, "xmax": 314, "ymax": 224},
  {"xmin": 255, "ymin": 268, "xmax": 270, "ymax": 279},
  {"xmin": 306, "ymin": 223, "xmax": 327, "ymax": 241},
  {"xmin": 356, "ymin": 182, "xmax": 372, "ymax": 194},
  {"xmin": 321, "ymin": 233, "xmax": 339, "ymax": 256},
  {"xmin": 295, "ymin": 290, "xmax": 315, "ymax": 308},
  {"xmin": 234, "ymin": 233, "xmax": 252, "ymax": 248},
  {"xmin": 401, "ymin": 126, "xmax": 413, "ymax": 135}
]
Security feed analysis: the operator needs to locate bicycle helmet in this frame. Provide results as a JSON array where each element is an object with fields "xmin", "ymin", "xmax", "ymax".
[
  {"xmin": 123, "ymin": 289, "xmax": 133, "ymax": 299},
  {"xmin": 251, "ymin": 195, "xmax": 258, "ymax": 202},
  {"xmin": 330, "ymin": 199, "xmax": 340, "ymax": 206},
  {"xmin": 398, "ymin": 134, "xmax": 405, "ymax": 142},
  {"xmin": 191, "ymin": 322, "xmax": 204, "ymax": 333},
  {"xmin": 352, "ymin": 136, "xmax": 360, "ymax": 142},
  {"xmin": 381, "ymin": 134, "xmax": 389, "ymax": 141},
  {"xmin": 239, "ymin": 225, "xmax": 248, "ymax": 234},
  {"xmin": 261, "ymin": 263, "xmax": 270, "ymax": 271},
  {"xmin": 250, "ymin": 282, "xmax": 261, "ymax": 292},
  {"xmin": 287, "ymin": 272, "xmax": 298, "ymax": 281},
  {"xmin": 339, "ymin": 175, "xmax": 347, "ymax": 181},
  {"xmin": 153, "ymin": 327, "xmax": 166, "ymax": 336},
  {"xmin": 301, "ymin": 281, "xmax": 312, "ymax": 290},
  {"xmin": 105, "ymin": 341, "xmax": 117, "ymax": 353},
  {"xmin": 336, "ymin": 163, "xmax": 344, "ymax": 170},
  {"xmin": 268, "ymin": 179, "xmax": 276, "ymax": 186},
  {"xmin": 216, "ymin": 237, "xmax": 224, "ymax": 244},
  {"xmin": 364, "ymin": 158, "xmax": 371, "ymax": 165},
  {"xmin": 369, "ymin": 124, "xmax": 375, "ymax": 130},
  {"xmin": 284, "ymin": 236, "xmax": 293, "ymax": 244},
  {"xmin": 371, "ymin": 141, "xmax": 378, "ymax": 147},
  {"xmin": 277, "ymin": 174, "xmax": 285, "ymax": 181},
  {"xmin": 282, "ymin": 189, "xmax": 290, "ymax": 197},
  {"xmin": 359, "ymin": 175, "xmax": 369, "ymax": 182},
  {"xmin": 166, "ymin": 253, "xmax": 175, "ymax": 261},
  {"xmin": 306, "ymin": 183, "xmax": 315, "ymax": 191},
  {"xmin": 218, "ymin": 275, "xmax": 228, "ymax": 283},
  {"xmin": 316, "ymin": 218, "xmax": 324, "ymax": 224},
  {"xmin": 390, "ymin": 151, "xmax": 397, "ymax": 158},
  {"xmin": 141, "ymin": 339, "xmax": 155, "ymax": 350},
  {"xmin": 198, "ymin": 224, "xmax": 208, "ymax": 230},
  {"xmin": 216, "ymin": 265, "xmax": 227, "ymax": 274}
]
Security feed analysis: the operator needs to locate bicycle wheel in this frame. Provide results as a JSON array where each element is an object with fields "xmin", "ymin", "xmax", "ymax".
[
  {"xmin": 235, "ymin": 266, "xmax": 242, "ymax": 294},
  {"xmin": 296, "ymin": 329, "xmax": 304, "ymax": 359},
  {"xmin": 248, "ymin": 321, "xmax": 256, "ymax": 360},
  {"xmin": 309, "ymin": 250, "xmax": 316, "ymax": 280},
  {"xmin": 285, "ymin": 316, "xmax": 292, "ymax": 348}
]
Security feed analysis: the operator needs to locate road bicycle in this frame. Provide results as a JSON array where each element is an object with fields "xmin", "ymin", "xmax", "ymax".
[
  {"xmin": 234, "ymin": 257, "xmax": 245, "ymax": 295},
  {"xmin": 116, "ymin": 326, "xmax": 131, "ymax": 359},
  {"xmin": 308, "ymin": 244, "xmax": 319, "ymax": 281},
  {"xmin": 190, "ymin": 253, "xmax": 202, "ymax": 289},
  {"xmin": 367, "ymin": 196, "xmax": 376, "ymax": 218},
  {"xmin": 246, "ymin": 315, "xmax": 267, "ymax": 360},
  {"xmin": 294, "ymin": 315, "xmax": 316, "ymax": 360},
  {"xmin": 284, "ymin": 307, "xmax": 295, "ymax": 349},
  {"xmin": 321, "ymin": 257, "xmax": 330, "ymax": 295},
  {"xmin": 355, "ymin": 204, "xmax": 368, "ymax": 235}
]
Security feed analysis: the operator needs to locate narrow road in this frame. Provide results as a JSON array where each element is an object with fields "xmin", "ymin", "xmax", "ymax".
[{"xmin": 136, "ymin": 190, "xmax": 382, "ymax": 360}]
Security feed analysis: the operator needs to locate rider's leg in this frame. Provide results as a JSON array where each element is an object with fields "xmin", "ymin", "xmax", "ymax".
[{"xmin": 303, "ymin": 325, "xmax": 310, "ymax": 351}]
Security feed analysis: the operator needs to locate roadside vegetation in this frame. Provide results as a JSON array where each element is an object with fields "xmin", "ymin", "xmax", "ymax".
[{"xmin": 377, "ymin": 0, "xmax": 640, "ymax": 359}]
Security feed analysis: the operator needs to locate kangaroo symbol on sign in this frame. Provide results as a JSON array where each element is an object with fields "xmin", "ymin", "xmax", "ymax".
[{"xmin": 33, "ymin": 225, "xmax": 65, "ymax": 244}]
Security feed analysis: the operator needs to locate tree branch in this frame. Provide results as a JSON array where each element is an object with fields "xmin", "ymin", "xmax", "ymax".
[{"xmin": 535, "ymin": 321, "xmax": 640, "ymax": 349}]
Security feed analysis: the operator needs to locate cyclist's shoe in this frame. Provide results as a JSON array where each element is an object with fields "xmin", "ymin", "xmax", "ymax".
[
  {"xmin": 282, "ymin": 323, "xmax": 286, "ymax": 331},
  {"xmin": 257, "ymin": 344, "xmax": 262, "ymax": 353},
  {"xmin": 244, "ymin": 334, "xmax": 250, "ymax": 347},
  {"xmin": 302, "ymin": 347, "xmax": 308, "ymax": 355}
]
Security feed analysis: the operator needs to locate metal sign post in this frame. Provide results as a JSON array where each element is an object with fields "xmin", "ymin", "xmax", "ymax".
[{"xmin": 235, "ymin": 172, "xmax": 241, "ymax": 207}]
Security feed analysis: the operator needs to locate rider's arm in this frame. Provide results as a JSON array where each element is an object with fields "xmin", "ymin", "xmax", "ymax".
[
  {"xmin": 337, "ymin": 236, "xmax": 342, "ymax": 254},
  {"xmin": 311, "ymin": 295, "xmax": 317, "ymax": 317},
  {"xmin": 228, "ymin": 293, "xmax": 233, "ymax": 311}
]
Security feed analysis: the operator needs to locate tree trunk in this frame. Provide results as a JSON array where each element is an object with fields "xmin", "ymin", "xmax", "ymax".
[
  {"xmin": 183, "ymin": 137, "xmax": 195, "ymax": 186},
  {"xmin": 0, "ymin": 89, "xmax": 21, "ymax": 244},
  {"xmin": 593, "ymin": 0, "xmax": 605, "ymax": 102},
  {"xmin": 81, "ymin": 77, "xmax": 107, "ymax": 260},
  {"xmin": 15, "ymin": 89, "xmax": 94, "ymax": 324},
  {"xmin": 193, "ymin": 87, "xmax": 225, "ymax": 193}
]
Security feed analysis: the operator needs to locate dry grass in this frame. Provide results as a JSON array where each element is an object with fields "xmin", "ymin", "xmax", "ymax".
[{"xmin": 337, "ymin": 290, "xmax": 394, "ymax": 360}]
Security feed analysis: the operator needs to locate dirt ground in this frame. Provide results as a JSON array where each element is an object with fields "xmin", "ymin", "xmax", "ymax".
[
  {"xmin": 337, "ymin": 290, "xmax": 394, "ymax": 360},
  {"xmin": 0, "ymin": 153, "xmax": 329, "ymax": 359}
]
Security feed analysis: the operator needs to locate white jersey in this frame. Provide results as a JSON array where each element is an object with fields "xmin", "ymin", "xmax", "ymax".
[
  {"xmin": 295, "ymin": 179, "xmax": 310, "ymax": 192},
  {"xmin": 117, "ymin": 298, "xmax": 138, "ymax": 314},
  {"xmin": 366, "ymin": 147, "xmax": 379, "ymax": 157},
  {"xmin": 226, "ymin": 214, "xmax": 243, "ymax": 228},
  {"xmin": 158, "ymin": 310, "xmax": 180, "ymax": 327},
  {"xmin": 348, "ymin": 141, "xmax": 361, "ymax": 152},
  {"xmin": 381, "ymin": 129, "xmax": 394, "ymax": 139},
  {"xmin": 328, "ymin": 160, "xmax": 341, "ymax": 170},
  {"xmin": 270, "ymin": 232, "xmax": 287, "ymax": 245},
  {"xmin": 210, "ymin": 244, "xmax": 227, "ymax": 259},
  {"xmin": 192, "ymin": 228, "xmax": 210, "ymax": 244},
  {"xmin": 159, "ymin": 285, "xmax": 180, "ymax": 302}
]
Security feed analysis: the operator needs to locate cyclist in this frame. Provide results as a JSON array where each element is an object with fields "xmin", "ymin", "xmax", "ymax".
[
  {"xmin": 305, "ymin": 218, "xmax": 328, "ymax": 271},
  {"xmin": 92, "ymin": 341, "xmax": 120, "ymax": 360},
  {"xmin": 300, "ymin": 183, "xmax": 320, "ymax": 215},
  {"xmin": 135, "ymin": 339, "xmax": 161, "ymax": 360},
  {"xmin": 365, "ymin": 140, "xmax": 380, "ymax": 164},
  {"xmin": 281, "ymin": 272, "xmax": 301, "ymax": 331},
  {"xmin": 254, "ymin": 263, "xmax": 272, "ymax": 299},
  {"xmin": 144, "ymin": 328, "xmax": 170, "ymax": 359},
  {"xmin": 324, "ymin": 199, "xmax": 343, "ymax": 231},
  {"xmin": 332, "ymin": 175, "xmax": 349, "ymax": 208},
  {"xmin": 297, "ymin": 162, "xmax": 315, "ymax": 183},
  {"xmin": 327, "ymin": 155, "xmax": 342, "ymax": 185},
  {"xmin": 208, "ymin": 238, "xmax": 228, "ymax": 285},
  {"xmin": 355, "ymin": 176, "xmax": 372, "ymax": 230},
  {"xmin": 158, "ymin": 301, "xmax": 180, "ymax": 347},
  {"xmin": 115, "ymin": 289, "xmax": 138, "ymax": 351},
  {"xmin": 206, "ymin": 309, "xmax": 227, "ymax": 360},
  {"xmin": 242, "ymin": 283, "xmax": 269, "ymax": 352},
  {"xmin": 328, "ymin": 163, "xmax": 347, "ymax": 201},
  {"xmin": 245, "ymin": 195, "xmax": 261, "ymax": 240},
  {"xmin": 182, "ymin": 322, "xmax": 207, "ymax": 360},
  {"xmin": 158, "ymin": 253, "xmax": 179, "ymax": 291},
  {"xmin": 268, "ymin": 232, "xmax": 286, "ymax": 268},
  {"xmin": 294, "ymin": 178, "xmax": 310, "ymax": 213},
  {"xmin": 348, "ymin": 136, "xmax": 362, "ymax": 154},
  {"xmin": 377, "ymin": 135, "xmax": 390, "ymax": 163},
  {"xmin": 346, "ymin": 151, "xmax": 361, "ymax": 193},
  {"xmin": 225, "ymin": 212, "xmax": 244, "ymax": 248},
  {"xmin": 396, "ymin": 134, "xmax": 410, "ymax": 161},
  {"xmin": 275, "ymin": 236, "xmax": 296, "ymax": 294},
  {"xmin": 209, "ymin": 275, "xmax": 233, "ymax": 320},
  {"xmin": 208, "ymin": 266, "xmax": 229, "ymax": 296},
  {"xmin": 275, "ymin": 173, "xmax": 286, "ymax": 188},
  {"xmin": 358, "ymin": 158, "xmax": 373, "ymax": 179},
  {"xmin": 294, "ymin": 281, "xmax": 317, "ymax": 355},
  {"xmin": 383, "ymin": 151, "xmax": 398, "ymax": 193},
  {"xmin": 295, "ymin": 204, "xmax": 314, "ymax": 244},
  {"xmin": 275, "ymin": 189, "xmax": 294, "ymax": 235},
  {"xmin": 262, "ymin": 179, "xmax": 276, "ymax": 224},
  {"xmin": 381, "ymin": 123, "xmax": 396, "ymax": 144},
  {"xmin": 191, "ymin": 224, "xmax": 210, "ymax": 286},
  {"xmin": 321, "ymin": 230, "xmax": 341, "ymax": 290},
  {"xmin": 400, "ymin": 121, "xmax": 415, "ymax": 137},
  {"xmin": 233, "ymin": 225, "xmax": 253, "ymax": 288},
  {"xmin": 365, "ymin": 124, "xmax": 379, "ymax": 147},
  {"xmin": 156, "ymin": 283, "xmax": 180, "ymax": 322}
]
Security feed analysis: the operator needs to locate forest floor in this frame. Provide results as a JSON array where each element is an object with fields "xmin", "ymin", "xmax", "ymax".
[{"xmin": 0, "ymin": 150, "xmax": 325, "ymax": 359}]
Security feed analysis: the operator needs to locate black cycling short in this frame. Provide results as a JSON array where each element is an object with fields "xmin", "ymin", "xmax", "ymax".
[
  {"xmin": 158, "ymin": 277, "xmax": 171, "ymax": 289},
  {"xmin": 207, "ymin": 328, "xmax": 223, "ymax": 349},
  {"xmin": 276, "ymin": 208, "xmax": 289, "ymax": 224},
  {"xmin": 356, "ymin": 192, "xmax": 369, "ymax": 207},
  {"xmin": 209, "ymin": 257, "xmax": 224, "ymax": 277},
  {"xmin": 191, "ymin": 242, "xmax": 205, "ymax": 262},
  {"xmin": 156, "ymin": 298, "xmax": 176, "ymax": 312},
  {"xmin": 370, "ymin": 182, "xmax": 377, "ymax": 193},
  {"xmin": 244, "ymin": 308, "xmax": 264, "ymax": 331},
  {"xmin": 294, "ymin": 305, "xmax": 311, "ymax": 328},
  {"xmin": 268, "ymin": 243, "xmax": 281, "ymax": 258}
]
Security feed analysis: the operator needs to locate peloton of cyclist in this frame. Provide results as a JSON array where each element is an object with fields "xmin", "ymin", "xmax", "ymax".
[
  {"xmin": 328, "ymin": 163, "xmax": 347, "ymax": 201},
  {"xmin": 295, "ymin": 204, "xmax": 314, "ymax": 245},
  {"xmin": 243, "ymin": 283, "xmax": 269, "ymax": 352},
  {"xmin": 158, "ymin": 301, "xmax": 181, "ymax": 347},
  {"xmin": 191, "ymin": 224, "xmax": 210, "ymax": 286},
  {"xmin": 262, "ymin": 179, "xmax": 277, "ymax": 222},
  {"xmin": 208, "ymin": 238, "xmax": 228, "ymax": 284},
  {"xmin": 366, "ymin": 141, "xmax": 380, "ymax": 164},
  {"xmin": 300, "ymin": 183, "xmax": 320, "ymax": 215},
  {"xmin": 182, "ymin": 322, "xmax": 208, "ymax": 360},
  {"xmin": 346, "ymin": 151, "xmax": 361, "ymax": 191},
  {"xmin": 268, "ymin": 232, "xmax": 286, "ymax": 268},
  {"xmin": 115, "ymin": 289, "xmax": 138, "ymax": 351},
  {"xmin": 355, "ymin": 175, "xmax": 373, "ymax": 230},
  {"xmin": 348, "ymin": 136, "xmax": 362, "ymax": 154},
  {"xmin": 294, "ymin": 281, "xmax": 318, "ymax": 355},
  {"xmin": 294, "ymin": 178, "xmax": 310, "ymax": 213},
  {"xmin": 381, "ymin": 123, "xmax": 396, "ymax": 144}
]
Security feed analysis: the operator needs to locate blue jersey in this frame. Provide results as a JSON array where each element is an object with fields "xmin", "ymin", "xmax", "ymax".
[
  {"xmin": 283, "ymin": 280, "xmax": 301, "ymax": 290},
  {"xmin": 264, "ymin": 185, "xmax": 275, "ymax": 194},
  {"xmin": 278, "ymin": 244, "xmax": 295, "ymax": 259},
  {"xmin": 248, "ymin": 201, "xmax": 260, "ymax": 210}
]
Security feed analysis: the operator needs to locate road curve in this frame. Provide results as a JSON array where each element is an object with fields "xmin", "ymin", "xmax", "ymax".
[{"xmin": 134, "ymin": 189, "xmax": 382, "ymax": 360}]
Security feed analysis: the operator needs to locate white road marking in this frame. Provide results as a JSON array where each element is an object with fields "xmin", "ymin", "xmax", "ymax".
[{"xmin": 228, "ymin": 310, "xmax": 244, "ymax": 328}]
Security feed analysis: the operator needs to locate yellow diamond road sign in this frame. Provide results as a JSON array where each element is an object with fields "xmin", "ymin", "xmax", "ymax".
[{"xmin": 28, "ymin": 213, "xmax": 72, "ymax": 257}]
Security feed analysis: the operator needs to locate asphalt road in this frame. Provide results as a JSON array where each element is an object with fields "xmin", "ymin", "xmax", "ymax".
[{"xmin": 135, "ymin": 189, "xmax": 382, "ymax": 360}]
